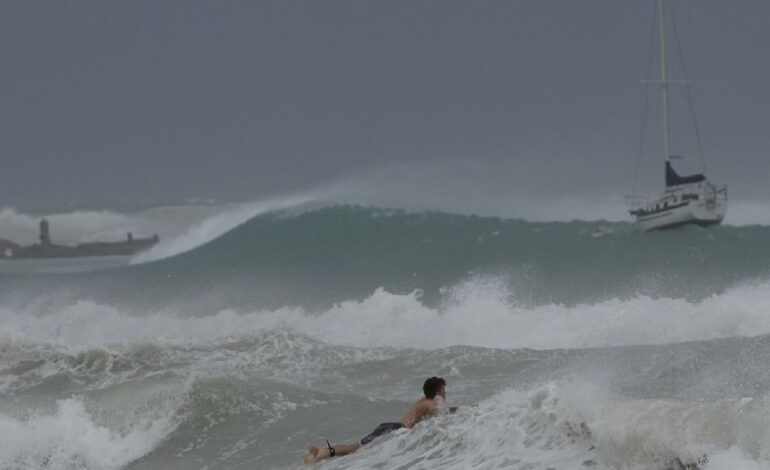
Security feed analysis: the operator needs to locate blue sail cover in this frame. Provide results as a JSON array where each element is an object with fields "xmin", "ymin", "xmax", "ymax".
[{"xmin": 665, "ymin": 161, "xmax": 705, "ymax": 186}]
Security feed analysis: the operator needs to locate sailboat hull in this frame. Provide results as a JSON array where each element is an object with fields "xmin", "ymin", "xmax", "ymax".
[{"xmin": 634, "ymin": 197, "xmax": 726, "ymax": 231}]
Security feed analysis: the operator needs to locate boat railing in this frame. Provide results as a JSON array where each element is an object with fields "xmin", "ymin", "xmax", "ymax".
[
  {"xmin": 626, "ymin": 183, "xmax": 727, "ymax": 212},
  {"xmin": 704, "ymin": 183, "xmax": 727, "ymax": 208},
  {"xmin": 711, "ymin": 184, "xmax": 728, "ymax": 200}
]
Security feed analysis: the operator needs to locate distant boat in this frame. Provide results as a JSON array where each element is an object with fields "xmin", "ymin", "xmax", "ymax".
[
  {"xmin": 0, "ymin": 219, "xmax": 159, "ymax": 260},
  {"xmin": 626, "ymin": 0, "xmax": 727, "ymax": 231},
  {"xmin": 591, "ymin": 226, "xmax": 613, "ymax": 239}
]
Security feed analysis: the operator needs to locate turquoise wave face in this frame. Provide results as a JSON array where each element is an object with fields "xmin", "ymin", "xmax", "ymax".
[{"xmin": 2, "ymin": 204, "xmax": 770, "ymax": 313}]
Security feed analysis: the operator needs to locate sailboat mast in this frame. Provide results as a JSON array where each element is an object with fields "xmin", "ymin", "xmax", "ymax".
[{"xmin": 658, "ymin": 0, "xmax": 672, "ymax": 163}]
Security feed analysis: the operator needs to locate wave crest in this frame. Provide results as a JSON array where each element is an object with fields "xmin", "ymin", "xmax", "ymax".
[{"xmin": 4, "ymin": 278, "xmax": 770, "ymax": 351}]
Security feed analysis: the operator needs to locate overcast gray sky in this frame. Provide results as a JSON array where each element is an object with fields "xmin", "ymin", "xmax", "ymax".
[{"xmin": 2, "ymin": 1, "xmax": 769, "ymax": 213}]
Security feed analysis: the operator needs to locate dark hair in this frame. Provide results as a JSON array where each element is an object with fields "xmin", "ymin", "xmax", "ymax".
[{"xmin": 423, "ymin": 377, "xmax": 446, "ymax": 399}]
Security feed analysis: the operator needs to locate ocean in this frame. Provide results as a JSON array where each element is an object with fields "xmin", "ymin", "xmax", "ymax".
[{"xmin": 2, "ymin": 202, "xmax": 770, "ymax": 469}]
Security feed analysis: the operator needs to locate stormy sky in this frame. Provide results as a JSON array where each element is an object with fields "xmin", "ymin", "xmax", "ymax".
[{"xmin": 1, "ymin": 1, "xmax": 769, "ymax": 217}]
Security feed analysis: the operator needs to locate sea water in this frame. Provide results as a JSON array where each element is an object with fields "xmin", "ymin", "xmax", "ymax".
[{"xmin": 2, "ymin": 202, "xmax": 770, "ymax": 469}]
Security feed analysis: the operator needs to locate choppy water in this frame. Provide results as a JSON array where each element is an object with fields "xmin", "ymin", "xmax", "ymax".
[{"xmin": 2, "ymin": 202, "xmax": 770, "ymax": 469}]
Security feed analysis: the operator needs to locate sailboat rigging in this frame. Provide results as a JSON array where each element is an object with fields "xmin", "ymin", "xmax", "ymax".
[{"xmin": 626, "ymin": 0, "xmax": 727, "ymax": 231}]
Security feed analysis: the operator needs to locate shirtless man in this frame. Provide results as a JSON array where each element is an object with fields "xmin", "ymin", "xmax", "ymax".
[{"xmin": 303, "ymin": 376, "xmax": 457, "ymax": 464}]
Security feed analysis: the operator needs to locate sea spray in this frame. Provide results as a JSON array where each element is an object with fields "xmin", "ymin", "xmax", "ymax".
[
  {"xmin": 0, "ymin": 389, "xmax": 184, "ymax": 470},
  {"xmin": 3, "ymin": 204, "xmax": 770, "ymax": 469}
]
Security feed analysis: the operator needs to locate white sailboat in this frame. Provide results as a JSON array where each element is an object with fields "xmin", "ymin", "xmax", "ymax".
[{"xmin": 626, "ymin": 0, "xmax": 727, "ymax": 231}]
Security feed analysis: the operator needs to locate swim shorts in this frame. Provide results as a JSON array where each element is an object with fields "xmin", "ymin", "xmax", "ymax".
[{"xmin": 360, "ymin": 422, "xmax": 405, "ymax": 445}]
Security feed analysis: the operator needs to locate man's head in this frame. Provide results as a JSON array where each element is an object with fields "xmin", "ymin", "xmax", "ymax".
[{"xmin": 423, "ymin": 377, "xmax": 446, "ymax": 399}]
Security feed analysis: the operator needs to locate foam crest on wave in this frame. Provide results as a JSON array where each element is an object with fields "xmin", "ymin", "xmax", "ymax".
[
  {"xmin": 0, "ymin": 331, "xmax": 398, "ymax": 394},
  {"xmin": 4, "ymin": 278, "xmax": 770, "ymax": 350},
  {"xmin": 323, "ymin": 279, "xmax": 770, "ymax": 350},
  {"xmin": 0, "ymin": 195, "xmax": 316, "ymax": 264},
  {"xmin": 0, "ymin": 396, "xmax": 181, "ymax": 470},
  {"xmin": 304, "ymin": 278, "xmax": 770, "ymax": 349},
  {"xmin": 130, "ymin": 194, "xmax": 316, "ymax": 263},
  {"xmin": 556, "ymin": 382, "xmax": 770, "ymax": 469}
]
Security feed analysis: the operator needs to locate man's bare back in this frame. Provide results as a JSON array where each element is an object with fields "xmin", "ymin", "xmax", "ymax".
[{"xmin": 399, "ymin": 396, "xmax": 440, "ymax": 428}]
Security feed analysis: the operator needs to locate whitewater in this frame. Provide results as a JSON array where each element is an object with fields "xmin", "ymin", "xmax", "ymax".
[{"xmin": 3, "ymin": 202, "xmax": 770, "ymax": 469}]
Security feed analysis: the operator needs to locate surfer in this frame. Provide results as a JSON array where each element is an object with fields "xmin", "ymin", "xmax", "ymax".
[{"xmin": 303, "ymin": 376, "xmax": 457, "ymax": 464}]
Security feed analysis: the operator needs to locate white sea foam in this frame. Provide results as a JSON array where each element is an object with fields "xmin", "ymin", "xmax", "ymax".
[
  {"xmin": 3, "ymin": 277, "xmax": 770, "ymax": 351},
  {"xmin": 556, "ymin": 382, "xmax": 770, "ymax": 470},
  {"xmin": 0, "ymin": 395, "xmax": 181, "ymax": 470},
  {"xmin": 325, "ymin": 382, "xmax": 769, "ymax": 469},
  {"xmin": 303, "ymin": 278, "xmax": 770, "ymax": 349},
  {"xmin": 316, "ymin": 381, "xmax": 770, "ymax": 470},
  {"xmin": 318, "ymin": 384, "xmax": 599, "ymax": 470},
  {"xmin": 5, "ymin": 281, "xmax": 770, "ymax": 469},
  {"xmin": 705, "ymin": 447, "xmax": 770, "ymax": 470}
]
